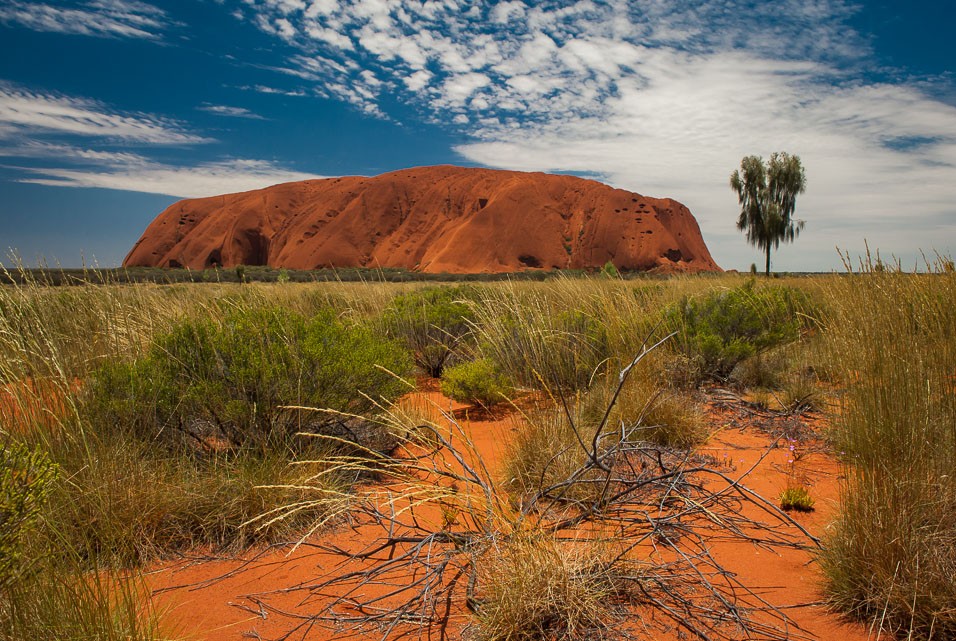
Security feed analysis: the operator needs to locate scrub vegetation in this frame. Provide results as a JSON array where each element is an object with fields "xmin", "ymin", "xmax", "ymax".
[{"xmin": 0, "ymin": 260, "xmax": 952, "ymax": 640}]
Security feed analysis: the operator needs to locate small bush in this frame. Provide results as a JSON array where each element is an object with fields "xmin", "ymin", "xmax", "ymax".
[
  {"xmin": 779, "ymin": 486, "xmax": 815, "ymax": 512},
  {"xmin": 83, "ymin": 306, "xmax": 412, "ymax": 451},
  {"xmin": 0, "ymin": 443, "xmax": 57, "ymax": 589},
  {"xmin": 599, "ymin": 261, "xmax": 620, "ymax": 279},
  {"xmin": 440, "ymin": 359, "xmax": 513, "ymax": 407},
  {"xmin": 382, "ymin": 286, "xmax": 477, "ymax": 377},
  {"xmin": 667, "ymin": 281, "xmax": 811, "ymax": 381}
]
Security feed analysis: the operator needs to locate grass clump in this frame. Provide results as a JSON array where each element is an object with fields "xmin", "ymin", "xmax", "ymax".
[
  {"xmin": 440, "ymin": 358, "xmax": 513, "ymax": 407},
  {"xmin": 0, "ymin": 558, "xmax": 179, "ymax": 641},
  {"xmin": 476, "ymin": 288, "xmax": 611, "ymax": 393},
  {"xmin": 475, "ymin": 536, "xmax": 626, "ymax": 641},
  {"xmin": 668, "ymin": 280, "xmax": 812, "ymax": 382},
  {"xmin": 504, "ymin": 372, "xmax": 703, "ymax": 505},
  {"xmin": 382, "ymin": 285, "xmax": 477, "ymax": 377},
  {"xmin": 818, "ymin": 257, "xmax": 956, "ymax": 639},
  {"xmin": 778, "ymin": 486, "xmax": 815, "ymax": 512},
  {"xmin": 40, "ymin": 437, "xmax": 341, "ymax": 565},
  {"xmin": 504, "ymin": 403, "xmax": 596, "ymax": 506}
]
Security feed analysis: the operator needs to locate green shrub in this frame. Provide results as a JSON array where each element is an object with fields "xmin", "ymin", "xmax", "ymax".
[
  {"xmin": 667, "ymin": 281, "xmax": 811, "ymax": 381},
  {"xmin": 83, "ymin": 306, "xmax": 412, "ymax": 451},
  {"xmin": 440, "ymin": 359, "xmax": 513, "ymax": 407},
  {"xmin": 382, "ymin": 286, "xmax": 478, "ymax": 377},
  {"xmin": 0, "ymin": 443, "xmax": 57, "ymax": 589},
  {"xmin": 599, "ymin": 261, "xmax": 620, "ymax": 279}
]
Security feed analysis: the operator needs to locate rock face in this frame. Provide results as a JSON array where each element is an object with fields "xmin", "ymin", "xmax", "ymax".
[{"xmin": 124, "ymin": 165, "xmax": 721, "ymax": 273}]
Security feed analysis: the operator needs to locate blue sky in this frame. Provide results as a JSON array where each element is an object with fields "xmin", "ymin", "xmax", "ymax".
[{"xmin": 1, "ymin": 0, "xmax": 954, "ymax": 271}]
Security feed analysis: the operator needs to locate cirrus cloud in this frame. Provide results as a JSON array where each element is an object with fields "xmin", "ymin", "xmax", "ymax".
[
  {"xmin": 0, "ymin": 0, "xmax": 170, "ymax": 40},
  {"xmin": 0, "ymin": 83, "xmax": 205, "ymax": 143},
  {"xmin": 16, "ymin": 156, "xmax": 321, "ymax": 198}
]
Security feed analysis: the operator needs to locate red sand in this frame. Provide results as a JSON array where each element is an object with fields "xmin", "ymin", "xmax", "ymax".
[
  {"xmin": 146, "ymin": 388, "xmax": 883, "ymax": 641},
  {"xmin": 124, "ymin": 165, "xmax": 721, "ymax": 274},
  {"xmin": 0, "ymin": 378, "xmax": 76, "ymax": 431}
]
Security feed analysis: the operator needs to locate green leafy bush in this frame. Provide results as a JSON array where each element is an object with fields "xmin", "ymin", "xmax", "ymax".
[
  {"xmin": 382, "ymin": 286, "xmax": 477, "ymax": 377},
  {"xmin": 83, "ymin": 306, "xmax": 412, "ymax": 451},
  {"xmin": 440, "ymin": 358, "xmax": 513, "ymax": 407},
  {"xmin": 667, "ymin": 281, "xmax": 811, "ymax": 381},
  {"xmin": 0, "ymin": 443, "xmax": 57, "ymax": 589},
  {"xmin": 599, "ymin": 261, "xmax": 620, "ymax": 279}
]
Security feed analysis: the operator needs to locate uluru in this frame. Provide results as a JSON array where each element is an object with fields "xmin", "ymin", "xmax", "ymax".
[{"xmin": 124, "ymin": 165, "xmax": 721, "ymax": 274}]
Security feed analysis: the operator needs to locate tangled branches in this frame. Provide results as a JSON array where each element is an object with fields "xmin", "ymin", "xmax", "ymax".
[{"xmin": 240, "ymin": 336, "xmax": 821, "ymax": 641}]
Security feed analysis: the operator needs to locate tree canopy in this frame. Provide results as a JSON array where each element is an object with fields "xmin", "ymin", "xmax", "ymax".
[{"xmin": 730, "ymin": 152, "xmax": 806, "ymax": 275}]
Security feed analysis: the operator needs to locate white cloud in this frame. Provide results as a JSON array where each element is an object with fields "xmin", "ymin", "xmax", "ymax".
[
  {"xmin": 17, "ymin": 157, "xmax": 321, "ymax": 198},
  {"xmin": 0, "ymin": 0, "xmax": 169, "ymax": 39},
  {"xmin": 441, "ymin": 73, "xmax": 491, "ymax": 106},
  {"xmin": 0, "ymin": 84, "xmax": 205, "ymax": 143},
  {"xmin": 0, "ymin": 140, "xmax": 148, "ymax": 165},
  {"xmin": 403, "ymin": 70, "xmax": 432, "ymax": 92},
  {"xmin": 490, "ymin": 1, "xmax": 526, "ymax": 25},
  {"xmin": 197, "ymin": 104, "xmax": 266, "ymax": 119},
  {"xmin": 455, "ymin": 50, "xmax": 956, "ymax": 270},
  {"xmin": 239, "ymin": 84, "xmax": 307, "ymax": 97},
  {"xmin": 274, "ymin": 17, "xmax": 296, "ymax": 40},
  {"xmin": 231, "ymin": 0, "xmax": 955, "ymax": 270},
  {"xmin": 0, "ymin": 88, "xmax": 315, "ymax": 199}
]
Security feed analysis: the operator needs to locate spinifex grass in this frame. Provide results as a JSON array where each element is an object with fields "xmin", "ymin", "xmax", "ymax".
[
  {"xmin": 818, "ymin": 256, "xmax": 956, "ymax": 639},
  {"xmin": 0, "ymin": 555, "xmax": 181, "ymax": 641}
]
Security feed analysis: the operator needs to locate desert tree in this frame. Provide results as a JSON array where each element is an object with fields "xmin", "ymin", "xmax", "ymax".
[{"xmin": 730, "ymin": 153, "xmax": 806, "ymax": 276}]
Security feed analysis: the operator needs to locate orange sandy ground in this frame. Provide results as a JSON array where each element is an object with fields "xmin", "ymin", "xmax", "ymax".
[{"xmin": 145, "ymin": 387, "xmax": 883, "ymax": 641}]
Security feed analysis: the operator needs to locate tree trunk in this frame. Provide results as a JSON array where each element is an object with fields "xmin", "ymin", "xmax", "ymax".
[{"xmin": 765, "ymin": 246, "xmax": 771, "ymax": 277}]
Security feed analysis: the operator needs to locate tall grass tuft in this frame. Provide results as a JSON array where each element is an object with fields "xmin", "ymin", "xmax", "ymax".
[
  {"xmin": 475, "ymin": 535, "xmax": 627, "ymax": 641},
  {"xmin": 0, "ymin": 557, "xmax": 180, "ymax": 641},
  {"xmin": 818, "ymin": 256, "xmax": 956, "ymax": 639},
  {"xmin": 473, "ymin": 282, "xmax": 612, "ymax": 393}
]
